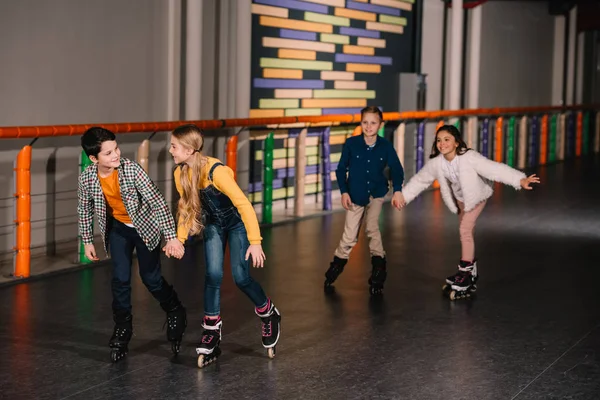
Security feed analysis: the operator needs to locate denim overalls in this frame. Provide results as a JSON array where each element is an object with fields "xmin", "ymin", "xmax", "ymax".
[{"xmin": 199, "ymin": 162, "xmax": 268, "ymax": 316}]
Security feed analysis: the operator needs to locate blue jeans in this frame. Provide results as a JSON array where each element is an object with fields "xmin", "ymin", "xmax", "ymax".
[
  {"xmin": 109, "ymin": 219, "xmax": 173, "ymax": 314},
  {"xmin": 203, "ymin": 221, "xmax": 268, "ymax": 316}
]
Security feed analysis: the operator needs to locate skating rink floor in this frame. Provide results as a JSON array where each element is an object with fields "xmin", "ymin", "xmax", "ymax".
[{"xmin": 1, "ymin": 156, "xmax": 600, "ymax": 399}]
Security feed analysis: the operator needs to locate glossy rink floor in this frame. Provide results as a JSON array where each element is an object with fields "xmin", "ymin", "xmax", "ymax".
[{"xmin": 2, "ymin": 157, "xmax": 600, "ymax": 400}]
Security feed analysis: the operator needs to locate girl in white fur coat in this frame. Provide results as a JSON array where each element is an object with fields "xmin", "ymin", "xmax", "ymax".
[{"xmin": 397, "ymin": 125, "xmax": 539, "ymax": 299}]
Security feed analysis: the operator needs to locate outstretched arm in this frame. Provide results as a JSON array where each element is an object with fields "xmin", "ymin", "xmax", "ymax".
[
  {"xmin": 401, "ymin": 161, "xmax": 437, "ymax": 205},
  {"xmin": 467, "ymin": 151, "xmax": 528, "ymax": 190}
]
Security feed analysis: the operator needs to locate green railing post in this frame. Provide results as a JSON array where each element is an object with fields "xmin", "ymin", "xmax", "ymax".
[
  {"xmin": 453, "ymin": 118, "xmax": 460, "ymax": 131},
  {"xmin": 78, "ymin": 150, "xmax": 93, "ymax": 264},
  {"xmin": 377, "ymin": 124, "xmax": 385, "ymax": 138},
  {"xmin": 549, "ymin": 114, "xmax": 557, "ymax": 162},
  {"xmin": 506, "ymin": 116, "xmax": 516, "ymax": 167},
  {"xmin": 583, "ymin": 111, "xmax": 590, "ymax": 155},
  {"xmin": 262, "ymin": 132, "xmax": 274, "ymax": 224}
]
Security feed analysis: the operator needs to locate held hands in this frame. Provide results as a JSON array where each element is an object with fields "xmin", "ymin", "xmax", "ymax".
[
  {"xmin": 520, "ymin": 174, "xmax": 540, "ymax": 190},
  {"xmin": 391, "ymin": 191, "xmax": 406, "ymax": 210},
  {"xmin": 163, "ymin": 239, "xmax": 185, "ymax": 259},
  {"xmin": 341, "ymin": 193, "xmax": 352, "ymax": 210},
  {"xmin": 245, "ymin": 244, "xmax": 266, "ymax": 268},
  {"xmin": 84, "ymin": 244, "xmax": 100, "ymax": 261}
]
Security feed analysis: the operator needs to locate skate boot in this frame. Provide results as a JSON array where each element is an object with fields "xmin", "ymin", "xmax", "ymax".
[
  {"xmin": 255, "ymin": 300, "xmax": 281, "ymax": 359},
  {"xmin": 324, "ymin": 256, "xmax": 348, "ymax": 292},
  {"xmin": 196, "ymin": 316, "xmax": 222, "ymax": 368},
  {"xmin": 368, "ymin": 255, "xmax": 387, "ymax": 295},
  {"xmin": 109, "ymin": 312, "xmax": 133, "ymax": 363},
  {"xmin": 443, "ymin": 260, "xmax": 478, "ymax": 301},
  {"xmin": 161, "ymin": 292, "xmax": 187, "ymax": 355}
]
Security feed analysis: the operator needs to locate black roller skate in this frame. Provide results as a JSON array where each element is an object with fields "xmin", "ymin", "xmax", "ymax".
[
  {"xmin": 161, "ymin": 293, "xmax": 187, "ymax": 355},
  {"xmin": 368, "ymin": 255, "xmax": 387, "ymax": 295},
  {"xmin": 324, "ymin": 256, "xmax": 348, "ymax": 292},
  {"xmin": 109, "ymin": 312, "xmax": 133, "ymax": 363},
  {"xmin": 255, "ymin": 300, "xmax": 281, "ymax": 359},
  {"xmin": 196, "ymin": 317, "xmax": 222, "ymax": 368},
  {"xmin": 443, "ymin": 260, "xmax": 478, "ymax": 301}
]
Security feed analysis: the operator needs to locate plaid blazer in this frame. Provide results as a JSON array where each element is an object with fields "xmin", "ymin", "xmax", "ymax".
[{"xmin": 77, "ymin": 157, "xmax": 177, "ymax": 254}]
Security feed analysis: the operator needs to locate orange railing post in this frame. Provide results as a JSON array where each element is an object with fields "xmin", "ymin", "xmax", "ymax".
[
  {"xmin": 436, "ymin": 120, "xmax": 444, "ymax": 131},
  {"xmin": 576, "ymin": 111, "xmax": 582, "ymax": 157},
  {"xmin": 495, "ymin": 117, "xmax": 503, "ymax": 162},
  {"xmin": 14, "ymin": 146, "xmax": 32, "ymax": 278},
  {"xmin": 540, "ymin": 115, "xmax": 548, "ymax": 165},
  {"xmin": 351, "ymin": 125, "xmax": 362, "ymax": 137},
  {"xmin": 226, "ymin": 135, "xmax": 238, "ymax": 180}
]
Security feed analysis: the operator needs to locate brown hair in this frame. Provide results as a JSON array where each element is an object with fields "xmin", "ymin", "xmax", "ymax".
[
  {"xmin": 360, "ymin": 106, "xmax": 383, "ymax": 122},
  {"xmin": 429, "ymin": 125, "xmax": 470, "ymax": 159}
]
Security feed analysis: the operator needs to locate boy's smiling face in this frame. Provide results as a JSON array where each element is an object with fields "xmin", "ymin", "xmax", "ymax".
[
  {"xmin": 361, "ymin": 112, "xmax": 383, "ymax": 140},
  {"xmin": 90, "ymin": 140, "xmax": 121, "ymax": 169}
]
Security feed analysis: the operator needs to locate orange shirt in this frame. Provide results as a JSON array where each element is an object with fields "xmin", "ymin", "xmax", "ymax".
[{"xmin": 98, "ymin": 170, "xmax": 133, "ymax": 225}]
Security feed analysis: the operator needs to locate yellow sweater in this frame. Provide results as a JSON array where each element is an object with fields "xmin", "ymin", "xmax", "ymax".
[{"xmin": 174, "ymin": 157, "xmax": 262, "ymax": 244}]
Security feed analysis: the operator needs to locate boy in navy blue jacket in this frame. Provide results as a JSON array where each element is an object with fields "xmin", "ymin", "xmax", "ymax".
[{"xmin": 324, "ymin": 106, "xmax": 404, "ymax": 295}]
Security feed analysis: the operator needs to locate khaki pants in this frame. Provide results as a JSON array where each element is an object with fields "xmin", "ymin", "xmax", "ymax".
[{"xmin": 334, "ymin": 197, "xmax": 385, "ymax": 259}]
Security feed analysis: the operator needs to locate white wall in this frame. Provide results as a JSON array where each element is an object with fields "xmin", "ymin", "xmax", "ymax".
[
  {"xmin": 0, "ymin": 0, "xmax": 174, "ymax": 265},
  {"xmin": 477, "ymin": 1, "xmax": 555, "ymax": 107},
  {"xmin": 0, "ymin": 0, "xmax": 172, "ymax": 126}
]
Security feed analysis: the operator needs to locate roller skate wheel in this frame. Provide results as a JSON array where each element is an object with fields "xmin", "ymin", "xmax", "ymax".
[
  {"xmin": 449, "ymin": 290, "xmax": 457, "ymax": 301},
  {"xmin": 171, "ymin": 342, "xmax": 180, "ymax": 355},
  {"xmin": 369, "ymin": 287, "xmax": 383, "ymax": 296},
  {"xmin": 197, "ymin": 355, "xmax": 205, "ymax": 368},
  {"xmin": 442, "ymin": 284, "xmax": 450, "ymax": 292},
  {"xmin": 110, "ymin": 348, "xmax": 126, "ymax": 363},
  {"xmin": 267, "ymin": 347, "xmax": 276, "ymax": 359}
]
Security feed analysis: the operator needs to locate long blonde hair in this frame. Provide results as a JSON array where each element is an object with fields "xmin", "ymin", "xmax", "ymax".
[{"xmin": 172, "ymin": 124, "xmax": 205, "ymax": 236}]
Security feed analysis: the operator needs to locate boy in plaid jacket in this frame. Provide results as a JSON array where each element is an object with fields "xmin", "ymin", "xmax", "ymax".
[{"xmin": 77, "ymin": 127, "xmax": 187, "ymax": 362}]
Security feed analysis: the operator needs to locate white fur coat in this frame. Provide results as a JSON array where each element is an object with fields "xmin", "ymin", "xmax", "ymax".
[{"xmin": 402, "ymin": 150, "xmax": 527, "ymax": 213}]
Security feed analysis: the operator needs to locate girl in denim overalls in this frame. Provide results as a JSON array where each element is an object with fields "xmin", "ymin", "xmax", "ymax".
[{"xmin": 169, "ymin": 124, "xmax": 281, "ymax": 367}]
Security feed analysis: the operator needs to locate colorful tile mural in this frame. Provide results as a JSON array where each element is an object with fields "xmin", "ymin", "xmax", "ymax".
[{"xmin": 249, "ymin": 0, "xmax": 416, "ymax": 204}]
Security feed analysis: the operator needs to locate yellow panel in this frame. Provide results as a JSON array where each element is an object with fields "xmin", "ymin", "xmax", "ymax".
[
  {"xmin": 275, "ymin": 89, "xmax": 313, "ymax": 98},
  {"xmin": 260, "ymin": 16, "xmax": 332, "ymax": 33},
  {"xmin": 320, "ymin": 33, "xmax": 350, "ymax": 44},
  {"xmin": 321, "ymin": 71, "xmax": 355, "ymax": 81},
  {"xmin": 331, "ymin": 126, "xmax": 355, "ymax": 135},
  {"xmin": 251, "ymin": 4, "xmax": 288, "ymax": 18},
  {"xmin": 261, "ymin": 58, "xmax": 333, "ymax": 71},
  {"xmin": 307, "ymin": 155, "xmax": 320, "ymax": 165},
  {"xmin": 357, "ymin": 37, "xmax": 386, "ymax": 48},
  {"xmin": 370, "ymin": 0, "xmax": 412, "ymax": 11},
  {"xmin": 330, "ymin": 153, "xmax": 342, "ymax": 163},
  {"xmin": 285, "ymin": 108, "xmax": 322, "ymax": 116},
  {"xmin": 263, "ymin": 37, "xmax": 336, "ymax": 53},
  {"xmin": 379, "ymin": 14, "xmax": 408, "ymax": 25},
  {"xmin": 302, "ymin": 99, "xmax": 367, "ymax": 108},
  {"xmin": 250, "ymin": 109, "xmax": 284, "ymax": 118},
  {"xmin": 346, "ymin": 63, "xmax": 381, "ymax": 73},
  {"xmin": 304, "ymin": 12, "xmax": 350, "ymax": 27},
  {"xmin": 278, "ymin": 49, "xmax": 317, "ymax": 60},
  {"xmin": 334, "ymin": 80, "xmax": 368, "ymax": 90},
  {"xmin": 365, "ymin": 21, "xmax": 404, "ymax": 34},
  {"xmin": 259, "ymin": 99, "xmax": 299, "ymax": 108},
  {"xmin": 263, "ymin": 68, "xmax": 303, "ymax": 79},
  {"xmin": 343, "ymin": 45, "xmax": 375, "ymax": 56},
  {"xmin": 334, "ymin": 7, "xmax": 376, "ymax": 22}
]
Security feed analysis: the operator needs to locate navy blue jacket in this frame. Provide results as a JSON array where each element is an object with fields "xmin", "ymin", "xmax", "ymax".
[{"xmin": 336, "ymin": 135, "xmax": 404, "ymax": 206}]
